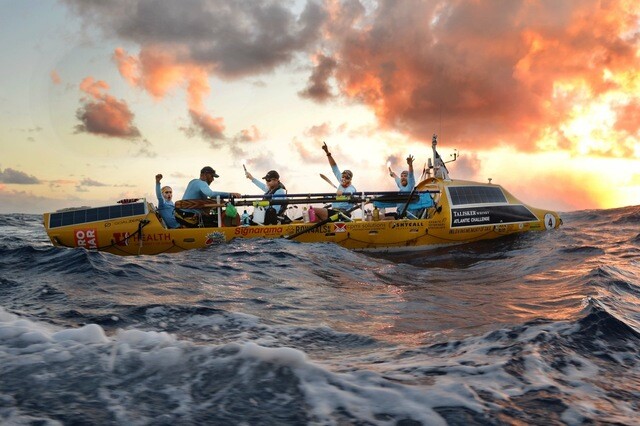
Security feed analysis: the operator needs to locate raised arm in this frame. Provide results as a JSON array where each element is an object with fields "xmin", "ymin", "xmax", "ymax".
[
  {"xmin": 407, "ymin": 155, "xmax": 416, "ymax": 187},
  {"xmin": 155, "ymin": 174, "xmax": 165, "ymax": 207},
  {"xmin": 245, "ymin": 168, "xmax": 267, "ymax": 192},
  {"xmin": 323, "ymin": 141, "xmax": 337, "ymax": 168}
]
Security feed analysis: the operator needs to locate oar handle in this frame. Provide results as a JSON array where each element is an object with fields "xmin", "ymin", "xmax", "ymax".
[{"xmin": 175, "ymin": 200, "xmax": 226, "ymax": 209}]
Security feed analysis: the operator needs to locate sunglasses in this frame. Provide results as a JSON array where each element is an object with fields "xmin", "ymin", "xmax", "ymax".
[
  {"xmin": 163, "ymin": 191, "xmax": 172, "ymax": 194},
  {"xmin": 265, "ymin": 178, "xmax": 276, "ymax": 182}
]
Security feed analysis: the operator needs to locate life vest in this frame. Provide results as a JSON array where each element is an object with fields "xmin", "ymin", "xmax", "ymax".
[{"xmin": 265, "ymin": 183, "xmax": 288, "ymax": 216}]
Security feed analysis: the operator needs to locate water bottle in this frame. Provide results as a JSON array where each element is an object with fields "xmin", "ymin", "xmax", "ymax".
[
  {"xmin": 302, "ymin": 207, "xmax": 310, "ymax": 223},
  {"xmin": 373, "ymin": 207, "xmax": 380, "ymax": 221},
  {"xmin": 308, "ymin": 207, "xmax": 316, "ymax": 222},
  {"xmin": 365, "ymin": 210, "xmax": 372, "ymax": 221}
]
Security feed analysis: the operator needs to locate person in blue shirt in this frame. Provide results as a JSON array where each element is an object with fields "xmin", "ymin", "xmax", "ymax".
[
  {"xmin": 182, "ymin": 166, "xmax": 240, "ymax": 201},
  {"xmin": 177, "ymin": 166, "xmax": 241, "ymax": 227},
  {"xmin": 389, "ymin": 155, "xmax": 419, "ymax": 218},
  {"xmin": 245, "ymin": 169, "xmax": 287, "ymax": 197},
  {"xmin": 245, "ymin": 169, "xmax": 289, "ymax": 223},
  {"xmin": 313, "ymin": 142, "xmax": 356, "ymax": 222},
  {"xmin": 155, "ymin": 174, "xmax": 181, "ymax": 228}
]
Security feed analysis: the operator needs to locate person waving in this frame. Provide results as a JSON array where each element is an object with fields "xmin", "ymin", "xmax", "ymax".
[{"xmin": 313, "ymin": 142, "xmax": 356, "ymax": 222}]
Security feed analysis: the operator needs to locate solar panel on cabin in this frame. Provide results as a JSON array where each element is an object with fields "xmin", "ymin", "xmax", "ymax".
[
  {"xmin": 448, "ymin": 186, "xmax": 507, "ymax": 205},
  {"xmin": 97, "ymin": 206, "xmax": 110, "ymax": 221},
  {"xmin": 61, "ymin": 211, "xmax": 74, "ymax": 226},
  {"xmin": 49, "ymin": 214, "xmax": 62, "ymax": 228},
  {"xmin": 48, "ymin": 202, "xmax": 147, "ymax": 228}
]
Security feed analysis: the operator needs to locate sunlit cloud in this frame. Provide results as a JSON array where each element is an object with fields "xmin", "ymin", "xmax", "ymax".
[
  {"xmin": 50, "ymin": 70, "xmax": 61, "ymax": 85},
  {"xmin": 57, "ymin": 0, "xmax": 640, "ymax": 210},
  {"xmin": 304, "ymin": 122, "xmax": 333, "ymax": 138},
  {"xmin": 75, "ymin": 77, "xmax": 141, "ymax": 139},
  {"xmin": 115, "ymin": 47, "xmax": 227, "ymax": 143},
  {"xmin": 321, "ymin": 0, "xmax": 640, "ymax": 159},
  {"xmin": 232, "ymin": 125, "xmax": 264, "ymax": 143}
]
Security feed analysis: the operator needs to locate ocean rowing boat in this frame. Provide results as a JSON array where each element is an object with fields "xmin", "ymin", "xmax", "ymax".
[{"xmin": 43, "ymin": 137, "xmax": 562, "ymax": 256}]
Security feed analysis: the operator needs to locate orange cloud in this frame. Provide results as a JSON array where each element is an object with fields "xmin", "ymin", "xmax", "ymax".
[
  {"xmin": 318, "ymin": 0, "xmax": 640, "ymax": 158},
  {"xmin": 188, "ymin": 109, "xmax": 225, "ymax": 141},
  {"xmin": 304, "ymin": 122, "xmax": 333, "ymax": 138},
  {"xmin": 50, "ymin": 70, "xmax": 61, "ymax": 85},
  {"xmin": 114, "ymin": 47, "xmax": 225, "ymax": 141},
  {"xmin": 75, "ymin": 77, "xmax": 141, "ymax": 139},
  {"xmin": 232, "ymin": 125, "xmax": 263, "ymax": 143}
]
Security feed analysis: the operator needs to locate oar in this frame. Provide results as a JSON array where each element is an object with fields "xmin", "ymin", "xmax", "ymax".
[
  {"xmin": 176, "ymin": 193, "xmax": 434, "ymax": 210},
  {"xmin": 237, "ymin": 190, "xmax": 435, "ymax": 199},
  {"xmin": 175, "ymin": 200, "xmax": 226, "ymax": 209},
  {"xmin": 319, "ymin": 173, "xmax": 337, "ymax": 189},
  {"xmin": 397, "ymin": 186, "xmax": 419, "ymax": 219},
  {"xmin": 242, "ymin": 193, "xmax": 428, "ymax": 207}
]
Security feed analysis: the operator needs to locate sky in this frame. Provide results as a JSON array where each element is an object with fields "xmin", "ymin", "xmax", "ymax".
[{"xmin": 1, "ymin": 0, "xmax": 639, "ymax": 214}]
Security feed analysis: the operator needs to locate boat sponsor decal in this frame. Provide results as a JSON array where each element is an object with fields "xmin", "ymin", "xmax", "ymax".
[
  {"xmin": 494, "ymin": 224, "xmax": 508, "ymax": 233},
  {"xmin": 103, "ymin": 218, "xmax": 139, "ymax": 228},
  {"xmin": 544, "ymin": 213, "xmax": 557, "ymax": 230},
  {"xmin": 334, "ymin": 223, "xmax": 347, "ymax": 233},
  {"xmin": 390, "ymin": 221, "xmax": 424, "ymax": 229},
  {"xmin": 451, "ymin": 205, "xmax": 537, "ymax": 228},
  {"xmin": 113, "ymin": 232, "xmax": 130, "ymax": 246},
  {"xmin": 427, "ymin": 218, "xmax": 447, "ymax": 230},
  {"xmin": 234, "ymin": 226, "xmax": 284, "ymax": 236},
  {"xmin": 74, "ymin": 228, "xmax": 99, "ymax": 249},
  {"xmin": 290, "ymin": 224, "xmax": 332, "ymax": 234},
  {"xmin": 112, "ymin": 232, "xmax": 172, "ymax": 245},
  {"xmin": 348, "ymin": 222, "xmax": 386, "ymax": 231},
  {"xmin": 205, "ymin": 232, "xmax": 226, "ymax": 245},
  {"xmin": 449, "ymin": 225, "xmax": 494, "ymax": 235}
]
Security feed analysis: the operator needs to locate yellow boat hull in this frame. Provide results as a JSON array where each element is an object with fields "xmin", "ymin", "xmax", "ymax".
[{"xmin": 43, "ymin": 178, "xmax": 562, "ymax": 256}]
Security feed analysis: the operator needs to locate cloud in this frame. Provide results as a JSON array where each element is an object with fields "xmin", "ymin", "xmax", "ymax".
[
  {"xmin": 232, "ymin": 125, "xmax": 264, "ymax": 143},
  {"xmin": 50, "ymin": 70, "xmax": 61, "ymax": 85},
  {"xmin": 134, "ymin": 140, "xmax": 158, "ymax": 158},
  {"xmin": 64, "ymin": 0, "xmax": 640, "ymax": 160},
  {"xmin": 183, "ymin": 109, "xmax": 226, "ymax": 144},
  {"xmin": 0, "ymin": 168, "xmax": 40, "ymax": 184},
  {"xmin": 66, "ymin": 0, "xmax": 326, "ymax": 77},
  {"xmin": 78, "ymin": 178, "xmax": 108, "ymax": 187},
  {"xmin": 292, "ymin": 136, "xmax": 319, "ymax": 163},
  {"xmin": 449, "ymin": 152, "xmax": 482, "ymax": 181},
  {"xmin": 65, "ymin": 1, "xmax": 327, "ymax": 145},
  {"xmin": 304, "ymin": 122, "xmax": 333, "ymax": 139},
  {"xmin": 115, "ymin": 47, "xmax": 227, "ymax": 142},
  {"xmin": 321, "ymin": 0, "xmax": 640, "ymax": 157},
  {"xmin": 75, "ymin": 77, "xmax": 141, "ymax": 139},
  {"xmin": 299, "ymin": 53, "xmax": 337, "ymax": 102}
]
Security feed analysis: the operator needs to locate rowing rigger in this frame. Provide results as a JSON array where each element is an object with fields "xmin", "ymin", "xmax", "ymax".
[{"xmin": 175, "ymin": 190, "xmax": 439, "ymax": 210}]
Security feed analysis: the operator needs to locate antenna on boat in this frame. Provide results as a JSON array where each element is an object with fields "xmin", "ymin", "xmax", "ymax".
[
  {"xmin": 431, "ymin": 134, "xmax": 450, "ymax": 180},
  {"xmin": 445, "ymin": 149, "xmax": 458, "ymax": 164}
]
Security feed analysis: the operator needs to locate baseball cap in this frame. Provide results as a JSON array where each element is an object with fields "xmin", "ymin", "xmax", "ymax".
[
  {"xmin": 200, "ymin": 166, "xmax": 219, "ymax": 177},
  {"xmin": 342, "ymin": 169, "xmax": 353, "ymax": 179},
  {"xmin": 262, "ymin": 170, "xmax": 280, "ymax": 180}
]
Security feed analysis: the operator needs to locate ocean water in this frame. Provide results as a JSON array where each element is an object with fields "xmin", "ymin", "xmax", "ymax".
[{"xmin": 0, "ymin": 206, "xmax": 639, "ymax": 425}]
